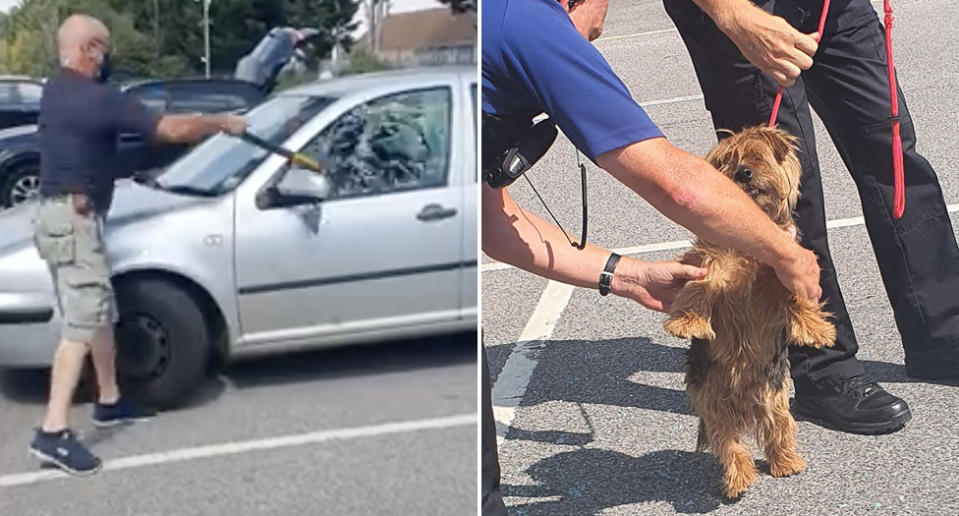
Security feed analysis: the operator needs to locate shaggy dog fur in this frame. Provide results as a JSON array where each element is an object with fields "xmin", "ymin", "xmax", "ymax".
[{"xmin": 663, "ymin": 125, "xmax": 837, "ymax": 499}]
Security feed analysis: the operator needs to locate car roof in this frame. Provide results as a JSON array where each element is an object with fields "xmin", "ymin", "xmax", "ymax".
[
  {"xmin": 0, "ymin": 76, "xmax": 43, "ymax": 84},
  {"xmin": 278, "ymin": 66, "xmax": 475, "ymax": 98},
  {"xmin": 121, "ymin": 77, "xmax": 262, "ymax": 90}
]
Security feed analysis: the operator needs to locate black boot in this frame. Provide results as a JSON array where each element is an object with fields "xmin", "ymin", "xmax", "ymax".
[{"xmin": 793, "ymin": 375, "xmax": 911, "ymax": 435}]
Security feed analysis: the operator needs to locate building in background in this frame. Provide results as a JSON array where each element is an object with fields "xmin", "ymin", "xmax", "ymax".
[{"xmin": 355, "ymin": 7, "xmax": 475, "ymax": 68}]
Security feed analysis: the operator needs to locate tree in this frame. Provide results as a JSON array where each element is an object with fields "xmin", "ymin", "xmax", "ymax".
[
  {"xmin": 0, "ymin": 0, "xmax": 166, "ymax": 77},
  {"xmin": 0, "ymin": 0, "xmax": 368, "ymax": 78},
  {"xmin": 284, "ymin": 0, "xmax": 359, "ymax": 67}
]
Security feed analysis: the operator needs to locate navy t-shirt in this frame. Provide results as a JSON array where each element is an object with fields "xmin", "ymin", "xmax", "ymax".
[
  {"xmin": 482, "ymin": 0, "xmax": 663, "ymax": 161},
  {"xmin": 38, "ymin": 68, "xmax": 160, "ymax": 212}
]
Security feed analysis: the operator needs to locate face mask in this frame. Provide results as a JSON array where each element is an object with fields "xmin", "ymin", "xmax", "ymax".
[{"xmin": 96, "ymin": 51, "xmax": 112, "ymax": 83}]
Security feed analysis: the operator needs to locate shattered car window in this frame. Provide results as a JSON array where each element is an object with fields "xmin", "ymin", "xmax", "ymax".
[{"xmin": 302, "ymin": 87, "xmax": 451, "ymax": 198}]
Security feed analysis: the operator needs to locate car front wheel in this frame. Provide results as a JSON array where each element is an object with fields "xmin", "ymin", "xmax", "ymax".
[
  {"xmin": 1, "ymin": 162, "xmax": 40, "ymax": 208},
  {"xmin": 114, "ymin": 279, "xmax": 211, "ymax": 409}
]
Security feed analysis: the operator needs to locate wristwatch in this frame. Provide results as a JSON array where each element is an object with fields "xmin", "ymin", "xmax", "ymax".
[{"xmin": 598, "ymin": 253, "xmax": 621, "ymax": 296}]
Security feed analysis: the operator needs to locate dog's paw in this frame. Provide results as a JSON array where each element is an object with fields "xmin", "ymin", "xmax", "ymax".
[
  {"xmin": 722, "ymin": 464, "xmax": 758, "ymax": 499},
  {"xmin": 664, "ymin": 312, "xmax": 715, "ymax": 340},
  {"xmin": 789, "ymin": 314, "xmax": 836, "ymax": 349},
  {"xmin": 769, "ymin": 452, "xmax": 807, "ymax": 478}
]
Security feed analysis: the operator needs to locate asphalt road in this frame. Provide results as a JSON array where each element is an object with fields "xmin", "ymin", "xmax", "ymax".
[
  {"xmin": 483, "ymin": 0, "xmax": 959, "ymax": 514},
  {"xmin": 0, "ymin": 332, "xmax": 477, "ymax": 515}
]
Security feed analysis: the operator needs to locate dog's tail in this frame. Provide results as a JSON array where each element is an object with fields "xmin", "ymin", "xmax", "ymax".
[{"xmin": 695, "ymin": 419, "xmax": 709, "ymax": 453}]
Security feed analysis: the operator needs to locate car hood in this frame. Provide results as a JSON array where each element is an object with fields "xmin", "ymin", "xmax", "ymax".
[
  {"xmin": 0, "ymin": 179, "xmax": 207, "ymax": 254},
  {"xmin": 0, "ymin": 124, "xmax": 39, "ymax": 147}
]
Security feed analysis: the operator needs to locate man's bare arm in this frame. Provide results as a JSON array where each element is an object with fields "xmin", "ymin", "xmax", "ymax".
[
  {"xmin": 596, "ymin": 137, "xmax": 821, "ymax": 301},
  {"xmin": 155, "ymin": 114, "xmax": 246, "ymax": 144},
  {"xmin": 482, "ymin": 184, "xmax": 708, "ymax": 312}
]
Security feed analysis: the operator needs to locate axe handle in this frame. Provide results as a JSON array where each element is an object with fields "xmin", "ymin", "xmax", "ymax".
[{"xmin": 238, "ymin": 131, "xmax": 325, "ymax": 173}]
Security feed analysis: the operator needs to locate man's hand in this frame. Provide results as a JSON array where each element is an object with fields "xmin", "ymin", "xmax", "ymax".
[
  {"xmin": 713, "ymin": 2, "xmax": 819, "ymax": 87},
  {"xmin": 772, "ymin": 242, "xmax": 822, "ymax": 302},
  {"xmin": 219, "ymin": 115, "xmax": 247, "ymax": 136},
  {"xmin": 611, "ymin": 257, "xmax": 708, "ymax": 313}
]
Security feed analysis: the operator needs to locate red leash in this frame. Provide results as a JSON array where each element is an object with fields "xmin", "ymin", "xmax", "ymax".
[
  {"xmin": 883, "ymin": 0, "xmax": 905, "ymax": 218},
  {"xmin": 768, "ymin": 0, "xmax": 905, "ymax": 218}
]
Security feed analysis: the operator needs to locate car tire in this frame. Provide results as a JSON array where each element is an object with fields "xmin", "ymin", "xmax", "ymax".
[
  {"xmin": 1, "ymin": 161, "xmax": 40, "ymax": 208},
  {"xmin": 114, "ymin": 279, "xmax": 211, "ymax": 409}
]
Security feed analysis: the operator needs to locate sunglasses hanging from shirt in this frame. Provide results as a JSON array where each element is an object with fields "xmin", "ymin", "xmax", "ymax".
[{"xmin": 482, "ymin": 112, "xmax": 589, "ymax": 250}]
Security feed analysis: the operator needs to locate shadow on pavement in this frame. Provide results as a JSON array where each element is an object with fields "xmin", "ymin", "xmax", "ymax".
[
  {"xmin": 491, "ymin": 337, "xmax": 696, "ymax": 416},
  {"xmin": 503, "ymin": 448, "xmax": 729, "ymax": 515}
]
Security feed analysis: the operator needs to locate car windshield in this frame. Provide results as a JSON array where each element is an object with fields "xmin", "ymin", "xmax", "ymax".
[
  {"xmin": 0, "ymin": 81, "xmax": 42, "ymax": 109},
  {"xmin": 153, "ymin": 95, "xmax": 335, "ymax": 195}
]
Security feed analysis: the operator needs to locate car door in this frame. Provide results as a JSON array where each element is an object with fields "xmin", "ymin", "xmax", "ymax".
[
  {"xmin": 233, "ymin": 81, "xmax": 464, "ymax": 344},
  {"xmin": 460, "ymin": 78, "xmax": 478, "ymax": 318}
]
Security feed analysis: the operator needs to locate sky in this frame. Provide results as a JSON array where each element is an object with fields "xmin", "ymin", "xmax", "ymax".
[{"xmin": 0, "ymin": 0, "xmax": 17, "ymax": 14}]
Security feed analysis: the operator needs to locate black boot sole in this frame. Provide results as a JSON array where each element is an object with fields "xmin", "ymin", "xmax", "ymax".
[{"xmin": 792, "ymin": 402, "xmax": 912, "ymax": 435}]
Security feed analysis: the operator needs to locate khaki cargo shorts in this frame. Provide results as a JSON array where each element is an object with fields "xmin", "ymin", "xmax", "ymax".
[{"xmin": 32, "ymin": 196, "xmax": 117, "ymax": 343}]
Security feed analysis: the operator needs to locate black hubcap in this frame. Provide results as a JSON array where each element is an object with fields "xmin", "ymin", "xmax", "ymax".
[{"xmin": 116, "ymin": 313, "xmax": 171, "ymax": 380}]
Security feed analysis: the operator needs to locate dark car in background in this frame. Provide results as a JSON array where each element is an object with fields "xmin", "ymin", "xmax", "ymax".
[
  {"xmin": 0, "ymin": 26, "xmax": 319, "ymax": 208},
  {"xmin": 0, "ymin": 77, "xmax": 43, "ymax": 131}
]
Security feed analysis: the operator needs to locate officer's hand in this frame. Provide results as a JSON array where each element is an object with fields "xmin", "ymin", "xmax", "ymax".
[
  {"xmin": 720, "ymin": 5, "xmax": 819, "ymax": 87},
  {"xmin": 611, "ymin": 257, "xmax": 708, "ymax": 313},
  {"xmin": 773, "ymin": 242, "xmax": 822, "ymax": 302},
  {"xmin": 220, "ymin": 115, "xmax": 247, "ymax": 136}
]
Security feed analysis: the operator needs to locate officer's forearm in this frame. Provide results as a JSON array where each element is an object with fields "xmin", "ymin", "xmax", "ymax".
[
  {"xmin": 155, "ymin": 115, "xmax": 234, "ymax": 144},
  {"xmin": 481, "ymin": 184, "xmax": 621, "ymax": 291},
  {"xmin": 690, "ymin": 0, "xmax": 758, "ymax": 33},
  {"xmin": 596, "ymin": 138, "xmax": 798, "ymax": 272}
]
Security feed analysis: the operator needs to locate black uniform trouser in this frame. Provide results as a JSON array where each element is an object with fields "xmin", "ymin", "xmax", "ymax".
[
  {"xmin": 482, "ymin": 346, "xmax": 509, "ymax": 515},
  {"xmin": 664, "ymin": 0, "xmax": 959, "ymax": 385}
]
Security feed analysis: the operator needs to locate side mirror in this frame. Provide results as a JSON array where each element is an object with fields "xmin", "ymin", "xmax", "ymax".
[{"xmin": 275, "ymin": 167, "xmax": 332, "ymax": 202}]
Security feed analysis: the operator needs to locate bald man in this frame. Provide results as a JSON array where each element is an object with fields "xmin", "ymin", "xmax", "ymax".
[{"xmin": 29, "ymin": 14, "xmax": 246, "ymax": 476}]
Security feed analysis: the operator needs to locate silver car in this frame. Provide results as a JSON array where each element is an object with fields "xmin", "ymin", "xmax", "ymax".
[{"xmin": 0, "ymin": 67, "xmax": 478, "ymax": 407}]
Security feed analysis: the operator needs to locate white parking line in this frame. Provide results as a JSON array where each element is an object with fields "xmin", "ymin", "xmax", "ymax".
[
  {"xmin": 491, "ymin": 281, "xmax": 575, "ymax": 445},
  {"xmin": 0, "ymin": 413, "xmax": 476, "ymax": 489},
  {"xmin": 483, "ymin": 204, "xmax": 959, "ymax": 273},
  {"xmin": 593, "ymin": 0, "xmax": 885, "ymax": 44},
  {"xmin": 594, "ymin": 27, "xmax": 678, "ymax": 43}
]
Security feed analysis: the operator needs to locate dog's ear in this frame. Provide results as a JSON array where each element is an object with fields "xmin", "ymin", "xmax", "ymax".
[{"xmin": 761, "ymin": 128, "xmax": 797, "ymax": 164}]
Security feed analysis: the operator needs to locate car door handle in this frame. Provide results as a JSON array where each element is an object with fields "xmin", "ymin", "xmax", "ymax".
[{"xmin": 417, "ymin": 204, "xmax": 457, "ymax": 222}]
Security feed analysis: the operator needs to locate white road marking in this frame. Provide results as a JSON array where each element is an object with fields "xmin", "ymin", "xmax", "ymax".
[
  {"xmin": 593, "ymin": 0, "xmax": 885, "ymax": 44},
  {"xmin": 491, "ymin": 281, "xmax": 575, "ymax": 445},
  {"xmin": 483, "ymin": 204, "xmax": 959, "ymax": 273},
  {"xmin": 640, "ymin": 94, "xmax": 704, "ymax": 108},
  {"xmin": 594, "ymin": 27, "xmax": 678, "ymax": 43},
  {"xmin": 0, "ymin": 414, "xmax": 476, "ymax": 489}
]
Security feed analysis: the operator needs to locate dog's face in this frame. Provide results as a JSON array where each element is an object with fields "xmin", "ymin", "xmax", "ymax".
[{"xmin": 705, "ymin": 125, "xmax": 802, "ymax": 226}]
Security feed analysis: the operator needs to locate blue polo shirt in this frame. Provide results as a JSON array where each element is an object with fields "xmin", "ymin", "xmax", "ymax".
[
  {"xmin": 482, "ymin": 0, "xmax": 663, "ymax": 161},
  {"xmin": 38, "ymin": 68, "xmax": 160, "ymax": 212}
]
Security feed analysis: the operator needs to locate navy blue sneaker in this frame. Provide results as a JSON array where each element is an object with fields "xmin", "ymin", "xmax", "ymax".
[
  {"xmin": 29, "ymin": 428, "xmax": 102, "ymax": 476},
  {"xmin": 92, "ymin": 398, "xmax": 156, "ymax": 427}
]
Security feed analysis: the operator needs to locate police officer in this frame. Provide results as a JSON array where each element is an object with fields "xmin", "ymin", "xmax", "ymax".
[
  {"xmin": 29, "ymin": 14, "xmax": 246, "ymax": 476},
  {"xmin": 663, "ymin": 0, "xmax": 959, "ymax": 434},
  {"xmin": 481, "ymin": 0, "xmax": 823, "ymax": 513}
]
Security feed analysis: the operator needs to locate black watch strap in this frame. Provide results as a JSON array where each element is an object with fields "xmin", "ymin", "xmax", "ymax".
[{"xmin": 598, "ymin": 253, "xmax": 621, "ymax": 296}]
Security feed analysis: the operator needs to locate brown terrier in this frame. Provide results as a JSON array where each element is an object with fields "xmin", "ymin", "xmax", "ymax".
[{"xmin": 663, "ymin": 125, "xmax": 837, "ymax": 499}]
